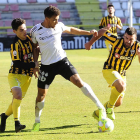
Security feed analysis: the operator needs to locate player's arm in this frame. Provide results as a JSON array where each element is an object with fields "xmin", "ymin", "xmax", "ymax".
[
  {"xmin": 63, "ymin": 26, "xmax": 98, "ymax": 37},
  {"xmin": 116, "ymin": 18, "xmax": 123, "ymax": 30},
  {"xmin": 99, "ymin": 17, "xmax": 104, "ymax": 29},
  {"xmin": 32, "ymin": 43, "xmax": 40, "ymax": 78},
  {"xmin": 136, "ymin": 46, "xmax": 140, "ymax": 63},
  {"xmin": 85, "ymin": 26, "xmax": 111, "ymax": 50}
]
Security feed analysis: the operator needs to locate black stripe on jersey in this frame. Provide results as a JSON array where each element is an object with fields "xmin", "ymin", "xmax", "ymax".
[
  {"xmin": 104, "ymin": 36, "xmax": 115, "ymax": 44},
  {"xmin": 112, "ymin": 39, "xmax": 122, "ymax": 70},
  {"xmin": 101, "ymin": 17, "xmax": 105, "ymax": 26},
  {"xmin": 105, "ymin": 17, "xmax": 107, "ymax": 26},
  {"xmin": 38, "ymin": 27, "xmax": 43, "ymax": 31},
  {"xmin": 30, "ymin": 26, "xmax": 37, "ymax": 35}
]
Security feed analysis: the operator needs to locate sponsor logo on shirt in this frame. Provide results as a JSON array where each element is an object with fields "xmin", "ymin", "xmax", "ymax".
[
  {"xmin": 115, "ymin": 53, "xmax": 120, "ymax": 58},
  {"xmin": 107, "ymin": 33, "xmax": 112, "ymax": 36},
  {"xmin": 13, "ymin": 50, "xmax": 17, "ymax": 56},
  {"xmin": 23, "ymin": 54, "xmax": 28, "ymax": 60},
  {"xmin": 130, "ymin": 50, "xmax": 135, "ymax": 55}
]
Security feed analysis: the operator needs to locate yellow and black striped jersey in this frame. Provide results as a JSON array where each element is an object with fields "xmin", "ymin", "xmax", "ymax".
[
  {"xmin": 99, "ymin": 16, "xmax": 123, "ymax": 35},
  {"xmin": 9, "ymin": 35, "xmax": 34, "ymax": 76},
  {"xmin": 103, "ymin": 31, "xmax": 140, "ymax": 76}
]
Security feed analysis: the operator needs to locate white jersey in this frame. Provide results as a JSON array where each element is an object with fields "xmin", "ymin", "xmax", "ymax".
[{"xmin": 30, "ymin": 22, "xmax": 67, "ymax": 65}]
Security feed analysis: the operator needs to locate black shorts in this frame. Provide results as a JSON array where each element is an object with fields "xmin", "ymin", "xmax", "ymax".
[{"xmin": 38, "ymin": 57, "xmax": 78, "ymax": 89}]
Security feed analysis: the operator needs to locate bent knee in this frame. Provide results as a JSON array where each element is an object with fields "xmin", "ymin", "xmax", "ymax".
[{"xmin": 115, "ymin": 80, "xmax": 126, "ymax": 93}]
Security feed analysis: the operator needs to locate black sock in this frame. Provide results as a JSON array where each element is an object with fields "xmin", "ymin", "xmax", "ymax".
[{"xmin": 15, "ymin": 121, "xmax": 20, "ymax": 126}]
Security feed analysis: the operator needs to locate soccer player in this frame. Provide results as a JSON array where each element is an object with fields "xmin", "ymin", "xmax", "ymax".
[
  {"xmin": 0, "ymin": 18, "xmax": 39, "ymax": 133},
  {"xmin": 31, "ymin": 6, "xmax": 107, "ymax": 131},
  {"xmin": 85, "ymin": 26, "xmax": 140, "ymax": 121},
  {"xmin": 99, "ymin": 4, "xmax": 123, "ymax": 51}
]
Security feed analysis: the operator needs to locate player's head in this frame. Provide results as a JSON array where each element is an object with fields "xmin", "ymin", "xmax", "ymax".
[
  {"xmin": 11, "ymin": 18, "xmax": 27, "ymax": 40},
  {"xmin": 44, "ymin": 6, "xmax": 60, "ymax": 28},
  {"xmin": 107, "ymin": 4, "xmax": 115, "ymax": 15},
  {"xmin": 123, "ymin": 27, "xmax": 137, "ymax": 48}
]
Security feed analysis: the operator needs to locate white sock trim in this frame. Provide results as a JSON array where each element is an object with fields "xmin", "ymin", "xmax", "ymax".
[
  {"xmin": 35, "ymin": 100, "xmax": 45, "ymax": 123},
  {"xmin": 81, "ymin": 82, "xmax": 105, "ymax": 110}
]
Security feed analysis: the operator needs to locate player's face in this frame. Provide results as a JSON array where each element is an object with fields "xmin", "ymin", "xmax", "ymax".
[
  {"xmin": 13, "ymin": 24, "xmax": 27, "ymax": 40},
  {"xmin": 108, "ymin": 7, "xmax": 115, "ymax": 14},
  {"xmin": 123, "ymin": 33, "xmax": 136, "ymax": 48},
  {"xmin": 48, "ymin": 15, "xmax": 59, "ymax": 28}
]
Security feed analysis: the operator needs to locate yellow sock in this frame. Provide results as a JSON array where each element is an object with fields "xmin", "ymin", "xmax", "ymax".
[
  {"xmin": 108, "ymin": 87, "xmax": 121, "ymax": 108},
  {"xmin": 12, "ymin": 99, "xmax": 22, "ymax": 121},
  {"xmin": 5, "ymin": 103, "xmax": 13, "ymax": 116}
]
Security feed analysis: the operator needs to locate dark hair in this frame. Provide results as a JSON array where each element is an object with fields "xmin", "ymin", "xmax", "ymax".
[
  {"xmin": 107, "ymin": 4, "xmax": 114, "ymax": 8},
  {"xmin": 125, "ymin": 27, "xmax": 137, "ymax": 36},
  {"xmin": 11, "ymin": 18, "xmax": 26, "ymax": 30},
  {"xmin": 44, "ymin": 6, "xmax": 60, "ymax": 18}
]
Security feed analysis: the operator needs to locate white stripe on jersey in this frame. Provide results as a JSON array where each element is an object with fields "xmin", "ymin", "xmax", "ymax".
[{"xmin": 31, "ymin": 22, "xmax": 67, "ymax": 65}]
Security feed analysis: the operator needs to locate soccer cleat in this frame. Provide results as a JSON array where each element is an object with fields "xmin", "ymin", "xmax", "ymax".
[
  {"xmin": 106, "ymin": 107, "xmax": 115, "ymax": 120},
  {"xmin": 0, "ymin": 113, "xmax": 7, "ymax": 132},
  {"xmin": 92, "ymin": 108, "xmax": 106, "ymax": 121},
  {"xmin": 15, "ymin": 124, "xmax": 26, "ymax": 133},
  {"xmin": 31, "ymin": 123, "xmax": 40, "ymax": 132}
]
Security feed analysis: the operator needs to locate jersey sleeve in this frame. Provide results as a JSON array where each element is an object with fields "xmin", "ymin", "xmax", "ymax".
[
  {"xmin": 30, "ymin": 26, "xmax": 38, "ymax": 44},
  {"xmin": 11, "ymin": 43, "xmax": 20, "ymax": 61},
  {"xmin": 103, "ymin": 30, "xmax": 118, "ymax": 45},
  {"xmin": 99, "ymin": 17, "xmax": 105, "ymax": 29},
  {"xmin": 117, "ymin": 18, "xmax": 123, "ymax": 29},
  {"xmin": 58, "ymin": 22, "xmax": 67, "ymax": 32}
]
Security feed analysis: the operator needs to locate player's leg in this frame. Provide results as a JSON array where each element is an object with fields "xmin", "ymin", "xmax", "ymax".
[
  {"xmin": 12, "ymin": 87, "xmax": 26, "ymax": 133},
  {"xmin": 103, "ymin": 70, "xmax": 126, "ymax": 120},
  {"xmin": 32, "ymin": 88, "xmax": 48, "ymax": 132},
  {"xmin": 32, "ymin": 65, "xmax": 55, "ymax": 132},
  {"xmin": 115, "ymin": 76, "xmax": 126, "ymax": 107},
  {"xmin": 13, "ymin": 74, "xmax": 31, "ymax": 132},
  {"xmin": 60, "ymin": 58, "xmax": 106, "ymax": 120}
]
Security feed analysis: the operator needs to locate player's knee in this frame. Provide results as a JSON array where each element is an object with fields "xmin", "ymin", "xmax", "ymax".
[{"xmin": 115, "ymin": 80, "xmax": 126, "ymax": 93}]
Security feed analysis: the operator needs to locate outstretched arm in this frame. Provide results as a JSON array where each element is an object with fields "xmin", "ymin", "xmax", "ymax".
[
  {"xmin": 63, "ymin": 26, "xmax": 98, "ymax": 37},
  {"xmin": 85, "ymin": 26, "xmax": 110, "ymax": 50}
]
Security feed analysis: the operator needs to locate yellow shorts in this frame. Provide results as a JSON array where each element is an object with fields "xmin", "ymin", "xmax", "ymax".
[
  {"xmin": 102, "ymin": 69, "xmax": 126, "ymax": 97},
  {"xmin": 8, "ymin": 73, "xmax": 31, "ymax": 99}
]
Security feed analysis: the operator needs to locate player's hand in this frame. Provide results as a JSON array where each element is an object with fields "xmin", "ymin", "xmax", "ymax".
[
  {"xmin": 90, "ymin": 29, "xmax": 98, "ymax": 37},
  {"xmin": 85, "ymin": 42, "xmax": 92, "ymax": 50},
  {"xmin": 105, "ymin": 24, "xmax": 111, "ymax": 30},
  {"xmin": 35, "ymin": 61, "xmax": 39, "ymax": 68},
  {"xmin": 33, "ymin": 68, "xmax": 39, "ymax": 78}
]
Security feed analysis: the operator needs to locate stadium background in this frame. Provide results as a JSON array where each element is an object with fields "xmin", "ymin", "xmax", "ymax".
[{"xmin": 0, "ymin": 0, "xmax": 140, "ymax": 51}]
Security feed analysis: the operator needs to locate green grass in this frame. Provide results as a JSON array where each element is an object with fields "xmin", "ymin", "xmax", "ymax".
[{"xmin": 0, "ymin": 49, "xmax": 140, "ymax": 140}]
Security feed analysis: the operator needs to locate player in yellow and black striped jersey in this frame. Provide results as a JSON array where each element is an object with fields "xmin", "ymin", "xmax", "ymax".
[
  {"xmin": 0, "ymin": 18, "xmax": 39, "ymax": 133},
  {"xmin": 9, "ymin": 35, "xmax": 34, "ymax": 76},
  {"xmin": 99, "ymin": 4, "xmax": 123, "ymax": 50},
  {"xmin": 85, "ymin": 27, "xmax": 140, "ymax": 121}
]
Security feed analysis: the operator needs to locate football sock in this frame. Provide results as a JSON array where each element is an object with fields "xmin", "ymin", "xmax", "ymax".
[
  {"xmin": 81, "ymin": 82, "xmax": 105, "ymax": 110},
  {"xmin": 35, "ymin": 100, "xmax": 45, "ymax": 123},
  {"xmin": 5, "ymin": 103, "xmax": 13, "ymax": 116},
  {"xmin": 12, "ymin": 99, "xmax": 21, "ymax": 121},
  {"xmin": 107, "ymin": 87, "xmax": 121, "ymax": 108}
]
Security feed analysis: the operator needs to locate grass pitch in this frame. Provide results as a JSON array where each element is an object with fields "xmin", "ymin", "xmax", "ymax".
[{"xmin": 0, "ymin": 49, "xmax": 140, "ymax": 140}]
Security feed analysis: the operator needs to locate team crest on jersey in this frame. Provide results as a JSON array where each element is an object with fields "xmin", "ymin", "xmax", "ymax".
[
  {"xmin": 115, "ymin": 53, "xmax": 120, "ymax": 58},
  {"xmin": 23, "ymin": 54, "xmax": 28, "ymax": 60},
  {"xmin": 107, "ymin": 33, "xmax": 111, "ymax": 36},
  {"xmin": 13, "ymin": 50, "xmax": 17, "ymax": 56},
  {"xmin": 130, "ymin": 50, "xmax": 135, "ymax": 55}
]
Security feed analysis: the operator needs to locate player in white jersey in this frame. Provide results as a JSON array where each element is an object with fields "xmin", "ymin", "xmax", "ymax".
[{"xmin": 31, "ymin": 6, "xmax": 106, "ymax": 131}]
